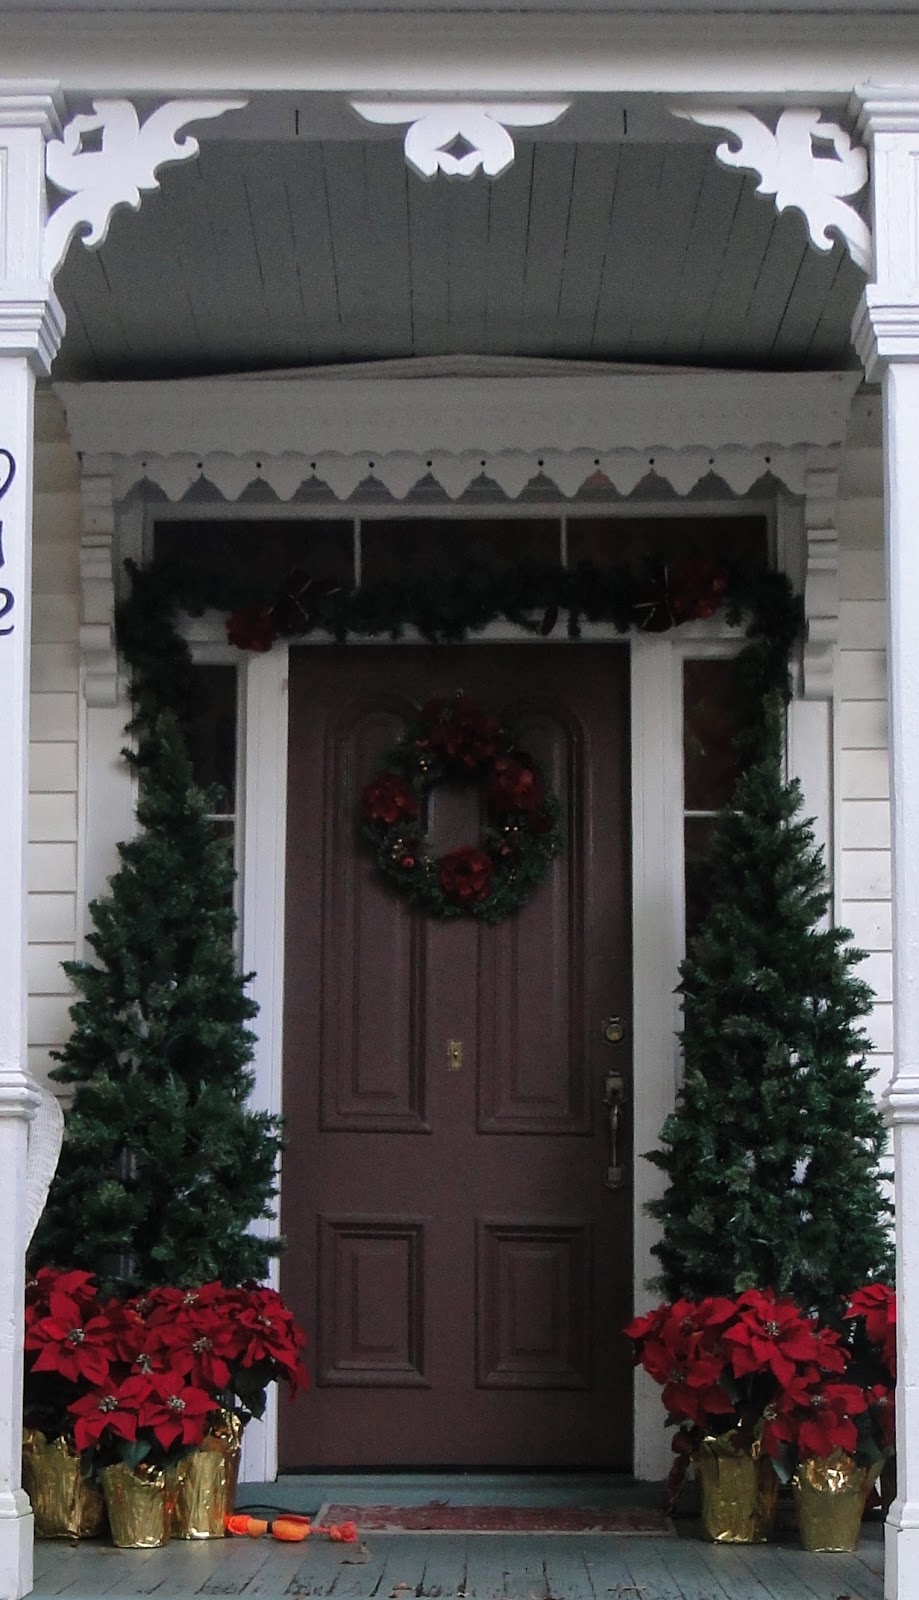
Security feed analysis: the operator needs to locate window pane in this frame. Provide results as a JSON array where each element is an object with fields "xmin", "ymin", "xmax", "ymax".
[
  {"xmin": 684, "ymin": 815, "xmax": 719, "ymax": 941},
  {"xmin": 567, "ymin": 514, "xmax": 768, "ymax": 573},
  {"xmin": 154, "ymin": 520, "xmax": 354, "ymax": 590},
  {"xmin": 683, "ymin": 658, "xmax": 742, "ymax": 812},
  {"xmin": 185, "ymin": 665, "xmax": 237, "ymax": 811},
  {"xmin": 360, "ymin": 518, "xmax": 561, "ymax": 585}
]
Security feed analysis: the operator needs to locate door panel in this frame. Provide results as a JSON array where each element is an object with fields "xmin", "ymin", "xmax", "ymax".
[{"xmin": 281, "ymin": 645, "xmax": 632, "ymax": 1468}]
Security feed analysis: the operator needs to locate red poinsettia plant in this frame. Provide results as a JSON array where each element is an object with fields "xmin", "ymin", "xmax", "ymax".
[
  {"xmin": 841, "ymin": 1282, "xmax": 897, "ymax": 1465},
  {"xmin": 625, "ymin": 1284, "xmax": 895, "ymax": 1485},
  {"xmin": 24, "ymin": 1270, "xmax": 308, "ymax": 1472}
]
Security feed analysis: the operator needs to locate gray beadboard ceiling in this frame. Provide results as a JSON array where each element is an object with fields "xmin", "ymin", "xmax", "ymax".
[{"xmin": 52, "ymin": 137, "xmax": 865, "ymax": 380}]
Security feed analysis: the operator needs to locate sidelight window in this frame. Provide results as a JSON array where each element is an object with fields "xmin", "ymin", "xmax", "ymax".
[{"xmin": 682, "ymin": 657, "xmax": 744, "ymax": 938}]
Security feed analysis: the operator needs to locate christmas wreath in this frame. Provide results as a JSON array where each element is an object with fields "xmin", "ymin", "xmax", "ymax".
[{"xmin": 360, "ymin": 693, "xmax": 562, "ymax": 923}]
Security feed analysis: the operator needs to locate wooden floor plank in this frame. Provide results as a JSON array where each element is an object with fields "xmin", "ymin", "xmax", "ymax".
[
  {"xmin": 416, "ymin": 1534, "xmax": 469, "ymax": 1598},
  {"xmin": 327, "ymin": 1540, "xmax": 390, "ymax": 1598},
  {"xmin": 198, "ymin": 1538, "xmax": 281, "ymax": 1594},
  {"xmin": 799, "ymin": 1547, "xmax": 883, "ymax": 1600},
  {"xmin": 461, "ymin": 1538, "xmax": 510, "ymax": 1600},
  {"xmin": 493, "ymin": 1537, "xmax": 548, "ymax": 1600},
  {"xmin": 579, "ymin": 1534, "xmax": 642, "ymax": 1600},
  {"xmin": 142, "ymin": 1543, "xmax": 233, "ymax": 1596},
  {"xmin": 657, "ymin": 1536, "xmax": 736, "ymax": 1600},
  {"xmin": 29, "ymin": 1531, "xmax": 888, "ymax": 1600},
  {"xmin": 724, "ymin": 1542, "xmax": 826, "ymax": 1600},
  {"xmin": 610, "ymin": 1538, "xmax": 686, "ymax": 1600},
  {"xmin": 285, "ymin": 1542, "xmax": 367, "ymax": 1599},
  {"xmin": 37, "ymin": 1544, "xmax": 164, "ymax": 1598},
  {"xmin": 541, "ymin": 1536, "xmax": 605, "ymax": 1600},
  {"xmin": 234, "ymin": 1546, "xmax": 311, "ymax": 1595}
]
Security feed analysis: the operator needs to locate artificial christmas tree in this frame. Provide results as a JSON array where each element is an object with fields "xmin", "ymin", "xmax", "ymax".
[
  {"xmin": 647, "ymin": 693, "xmax": 892, "ymax": 1319},
  {"xmin": 30, "ymin": 711, "xmax": 283, "ymax": 1294}
]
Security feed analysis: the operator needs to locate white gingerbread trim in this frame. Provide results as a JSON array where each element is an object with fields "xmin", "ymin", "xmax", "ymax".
[
  {"xmin": 801, "ymin": 449, "xmax": 841, "ymax": 701},
  {"xmin": 102, "ymin": 443, "xmax": 812, "ymax": 504},
  {"xmin": 56, "ymin": 362, "xmax": 862, "ymax": 509},
  {"xmin": 674, "ymin": 107, "xmax": 872, "ymax": 274},
  {"xmin": 350, "ymin": 100, "xmax": 569, "ymax": 178},
  {"xmin": 78, "ymin": 456, "xmax": 120, "ymax": 709},
  {"xmin": 42, "ymin": 97, "xmax": 247, "ymax": 280}
]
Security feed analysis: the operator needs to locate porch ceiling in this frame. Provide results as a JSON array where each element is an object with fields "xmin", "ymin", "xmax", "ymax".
[{"xmin": 52, "ymin": 134, "xmax": 864, "ymax": 381}]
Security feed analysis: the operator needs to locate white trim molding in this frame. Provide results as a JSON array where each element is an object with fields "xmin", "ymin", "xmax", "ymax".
[
  {"xmin": 674, "ymin": 107, "xmax": 872, "ymax": 273},
  {"xmin": 0, "ymin": 84, "xmax": 65, "ymax": 1600},
  {"xmin": 850, "ymin": 85, "xmax": 919, "ymax": 1600},
  {"xmin": 349, "ymin": 100, "xmax": 570, "ymax": 179},
  {"xmin": 802, "ymin": 451, "xmax": 842, "ymax": 701},
  {"xmin": 851, "ymin": 86, "xmax": 919, "ymax": 378},
  {"xmin": 43, "ymin": 97, "xmax": 247, "ymax": 281},
  {"xmin": 57, "ymin": 362, "xmax": 862, "ymax": 506},
  {"xmin": 78, "ymin": 456, "xmax": 120, "ymax": 709},
  {"xmin": 0, "ymin": 83, "xmax": 65, "ymax": 371}
]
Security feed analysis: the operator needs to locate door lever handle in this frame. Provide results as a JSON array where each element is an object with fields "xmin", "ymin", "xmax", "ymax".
[{"xmin": 603, "ymin": 1069, "xmax": 627, "ymax": 1190}]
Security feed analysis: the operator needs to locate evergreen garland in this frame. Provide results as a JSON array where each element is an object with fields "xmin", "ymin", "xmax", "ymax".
[
  {"xmin": 118, "ymin": 553, "xmax": 803, "ymax": 742},
  {"xmin": 646, "ymin": 694, "xmax": 894, "ymax": 1320}
]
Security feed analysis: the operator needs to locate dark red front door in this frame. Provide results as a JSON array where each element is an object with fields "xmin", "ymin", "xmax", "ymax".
[{"xmin": 280, "ymin": 645, "xmax": 632, "ymax": 1469}]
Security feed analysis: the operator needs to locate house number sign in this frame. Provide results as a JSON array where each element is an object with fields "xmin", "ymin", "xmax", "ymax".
[{"xmin": 0, "ymin": 450, "xmax": 16, "ymax": 636}]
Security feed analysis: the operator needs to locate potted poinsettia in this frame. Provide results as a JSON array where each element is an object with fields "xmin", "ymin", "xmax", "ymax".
[
  {"xmin": 783, "ymin": 1284, "xmax": 895, "ymax": 1551},
  {"xmin": 757, "ymin": 1371, "xmax": 881, "ymax": 1550},
  {"xmin": 22, "ymin": 1268, "xmax": 112, "ymax": 1538},
  {"xmin": 127, "ymin": 1280, "xmax": 307, "ymax": 1539},
  {"xmin": 23, "ymin": 1270, "xmax": 308, "ymax": 1545},
  {"xmin": 625, "ymin": 1287, "xmax": 849, "ymax": 1543}
]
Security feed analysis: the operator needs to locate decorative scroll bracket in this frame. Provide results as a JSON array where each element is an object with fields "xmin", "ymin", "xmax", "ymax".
[
  {"xmin": 350, "ymin": 100, "xmax": 570, "ymax": 179},
  {"xmin": 673, "ymin": 107, "xmax": 872, "ymax": 274},
  {"xmin": 801, "ymin": 451, "xmax": 842, "ymax": 701},
  {"xmin": 42, "ymin": 97, "xmax": 247, "ymax": 280}
]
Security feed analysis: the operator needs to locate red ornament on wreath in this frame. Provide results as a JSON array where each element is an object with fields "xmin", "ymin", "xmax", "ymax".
[{"xmin": 360, "ymin": 693, "xmax": 562, "ymax": 924}]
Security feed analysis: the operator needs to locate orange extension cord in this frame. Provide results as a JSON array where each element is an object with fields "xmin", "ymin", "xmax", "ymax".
[{"xmin": 225, "ymin": 1512, "xmax": 359, "ymax": 1543}]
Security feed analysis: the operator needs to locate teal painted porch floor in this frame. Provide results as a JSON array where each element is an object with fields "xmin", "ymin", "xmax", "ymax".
[{"xmin": 30, "ymin": 1477, "xmax": 886, "ymax": 1600}]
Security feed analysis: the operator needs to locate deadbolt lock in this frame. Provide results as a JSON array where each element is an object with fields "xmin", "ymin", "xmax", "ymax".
[{"xmin": 602, "ymin": 1016, "xmax": 626, "ymax": 1046}]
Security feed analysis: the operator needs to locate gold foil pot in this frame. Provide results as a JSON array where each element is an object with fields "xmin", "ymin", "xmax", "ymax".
[
  {"xmin": 172, "ymin": 1412, "xmax": 243, "ymax": 1539},
  {"xmin": 100, "ymin": 1461, "xmax": 174, "ymax": 1548},
  {"xmin": 793, "ymin": 1449, "xmax": 874, "ymax": 1551},
  {"xmin": 694, "ymin": 1431, "xmax": 779, "ymax": 1544},
  {"xmin": 22, "ymin": 1430, "xmax": 106, "ymax": 1540}
]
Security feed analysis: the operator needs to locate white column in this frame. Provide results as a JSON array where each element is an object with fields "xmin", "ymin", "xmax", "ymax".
[
  {"xmin": 0, "ymin": 83, "xmax": 65, "ymax": 1600},
  {"xmin": 852, "ymin": 86, "xmax": 919, "ymax": 1600}
]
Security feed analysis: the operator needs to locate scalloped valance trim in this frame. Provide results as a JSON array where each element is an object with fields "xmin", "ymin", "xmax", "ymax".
[
  {"xmin": 56, "ymin": 362, "xmax": 862, "ymax": 507},
  {"xmin": 109, "ymin": 444, "xmax": 813, "ymax": 504}
]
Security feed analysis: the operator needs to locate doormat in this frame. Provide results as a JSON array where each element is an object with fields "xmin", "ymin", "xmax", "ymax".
[{"xmin": 314, "ymin": 1504, "xmax": 675, "ymax": 1535}]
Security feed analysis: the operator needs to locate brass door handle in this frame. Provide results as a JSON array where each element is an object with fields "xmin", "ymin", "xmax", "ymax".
[{"xmin": 603, "ymin": 1069, "xmax": 627, "ymax": 1190}]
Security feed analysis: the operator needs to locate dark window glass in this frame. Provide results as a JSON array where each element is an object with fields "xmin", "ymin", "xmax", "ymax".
[
  {"xmin": 566, "ymin": 514, "xmax": 768, "ymax": 573},
  {"xmin": 185, "ymin": 665, "xmax": 237, "ymax": 812},
  {"xmin": 684, "ymin": 815, "xmax": 720, "ymax": 940},
  {"xmin": 683, "ymin": 658, "xmax": 743, "ymax": 812},
  {"xmin": 683, "ymin": 657, "xmax": 745, "ymax": 939},
  {"xmin": 360, "ymin": 518, "xmax": 561, "ymax": 585},
  {"xmin": 154, "ymin": 520, "xmax": 354, "ymax": 591}
]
